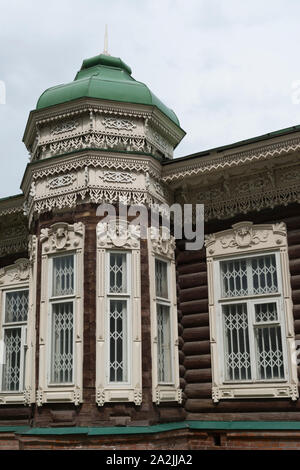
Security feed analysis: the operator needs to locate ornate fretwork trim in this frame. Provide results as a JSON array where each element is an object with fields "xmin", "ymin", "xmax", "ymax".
[
  {"xmin": 175, "ymin": 164, "xmax": 300, "ymax": 221},
  {"xmin": 163, "ymin": 136, "xmax": 300, "ymax": 182}
]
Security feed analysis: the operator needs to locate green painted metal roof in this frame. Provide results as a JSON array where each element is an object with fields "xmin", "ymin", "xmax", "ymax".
[{"xmin": 36, "ymin": 54, "xmax": 180, "ymax": 126}]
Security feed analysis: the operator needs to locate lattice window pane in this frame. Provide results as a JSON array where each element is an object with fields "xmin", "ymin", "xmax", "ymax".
[
  {"xmin": 52, "ymin": 255, "xmax": 74, "ymax": 297},
  {"xmin": 255, "ymin": 325, "xmax": 284, "ymax": 380},
  {"xmin": 109, "ymin": 253, "xmax": 127, "ymax": 294},
  {"xmin": 109, "ymin": 300, "xmax": 127, "ymax": 382},
  {"xmin": 223, "ymin": 303, "xmax": 251, "ymax": 381},
  {"xmin": 155, "ymin": 260, "xmax": 168, "ymax": 299},
  {"xmin": 51, "ymin": 302, "xmax": 73, "ymax": 384},
  {"xmin": 2, "ymin": 328, "xmax": 21, "ymax": 391},
  {"xmin": 5, "ymin": 290, "xmax": 28, "ymax": 323},
  {"xmin": 255, "ymin": 302, "xmax": 278, "ymax": 323},
  {"xmin": 221, "ymin": 259, "xmax": 248, "ymax": 298},
  {"xmin": 252, "ymin": 255, "xmax": 278, "ymax": 295},
  {"xmin": 157, "ymin": 304, "xmax": 172, "ymax": 383}
]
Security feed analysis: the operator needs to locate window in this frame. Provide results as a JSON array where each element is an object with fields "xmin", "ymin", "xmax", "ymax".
[
  {"xmin": 50, "ymin": 255, "xmax": 75, "ymax": 384},
  {"xmin": 155, "ymin": 259, "xmax": 173, "ymax": 384},
  {"xmin": 220, "ymin": 254, "xmax": 285, "ymax": 383},
  {"xmin": 96, "ymin": 220, "xmax": 142, "ymax": 406},
  {"xmin": 38, "ymin": 222, "xmax": 84, "ymax": 406},
  {"xmin": 205, "ymin": 221, "xmax": 298, "ymax": 402},
  {"xmin": 0, "ymin": 248, "xmax": 37, "ymax": 405},
  {"xmin": 1, "ymin": 289, "xmax": 29, "ymax": 392},
  {"xmin": 107, "ymin": 251, "xmax": 130, "ymax": 384},
  {"xmin": 148, "ymin": 227, "xmax": 182, "ymax": 405}
]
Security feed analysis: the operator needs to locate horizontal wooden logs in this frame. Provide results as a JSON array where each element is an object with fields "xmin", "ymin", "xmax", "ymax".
[
  {"xmin": 185, "ymin": 398, "xmax": 300, "ymax": 413},
  {"xmin": 183, "ymin": 327, "xmax": 210, "ymax": 342},
  {"xmin": 181, "ymin": 313, "xmax": 209, "ymax": 328},
  {"xmin": 184, "ymin": 355, "xmax": 211, "ymax": 369},
  {"xmin": 183, "ymin": 340, "xmax": 210, "ymax": 356},
  {"xmin": 177, "ymin": 262, "xmax": 207, "ymax": 275},
  {"xmin": 290, "ymin": 259, "xmax": 300, "ymax": 275},
  {"xmin": 179, "ymin": 286, "xmax": 208, "ymax": 303},
  {"xmin": 176, "ymin": 250, "xmax": 205, "ymax": 265},
  {"xmin": 185, "ymin": 383, "xmax": 212, "ymax": 398},
  {"xmin": 292, "ymin": 289, "xmax": 300, "ymax": 305},
  {"xmin": 288, "ymin": 245, "xmax": 300, "ymax": 260},
  {"xmin": 291, "ymin": 275, "xmax": 300, "ymax": 290},
  {"xmin": 185, "ymin": 369, "xmax": 212, "ymax": 383},
  {"xmin": 178, "ymin": 272, "xmax": 207, "ymax": 290},
  {"xmin": 180, "ymin": 299, "xmax": 208, "ymax": 315}
]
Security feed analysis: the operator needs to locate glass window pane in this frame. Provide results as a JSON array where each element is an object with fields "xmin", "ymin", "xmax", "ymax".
[
  {"xmin": 5, "ymin": 290, "xmax": 28, "ymax": 323},
  {"xmin": 52, "ymin": 255, "xmax": 74, "ymax": 297},
  {"xmin": 2, "ymin": 328, "xmax": 22, "ymax": 391},
  {"xmin": 51, "ymin": 302, "xmax": 73, "ymax": 384},
  {"xmin": 221, "ymin": 259, "xmax": 248, "ymax": 298},
  {"xmin": 255, "ymin": 302, "xmax": 278, "ymax": 323},
  {"xmin": 223, "ymin": 303, "xmax": 251, "ymax": 381},
  {"xmin": 109, "ymin": 299, "xmax": 127, "ymax": 382},
  {"xmin": 157, "ymin": 304, "xmax": 172, "ymax": 383},
  {"xmin": 155, "ymin": 260, "xmax": 168, "ymax": 299},
  {"xmin": 256, "ymin": 325, "xmax": 284, "ymax": 380},
  {"xmin": 252, "ymin": 254, "xmax": 278, "ymax": 295},
  {"xmin": 109, "ymin": 253, "xmax": 127, "ymax": 294}
]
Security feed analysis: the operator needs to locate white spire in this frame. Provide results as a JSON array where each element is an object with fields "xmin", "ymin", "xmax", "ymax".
[{"xmin": 103, "ymin": 25, "xmax": 110, "ymax": 56}]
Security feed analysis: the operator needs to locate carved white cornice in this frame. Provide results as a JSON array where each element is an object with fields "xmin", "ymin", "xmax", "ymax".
[
  {"xmin": 23, "ymin": 99, "xmax": 184, "ymax": 163},
  {"xmin": 163, "ymin": 136, "xmax": 300, "ymax": 183},
  {"xmin": 175, "ymin": 163, "xmax": 300, "ymax": 221}
]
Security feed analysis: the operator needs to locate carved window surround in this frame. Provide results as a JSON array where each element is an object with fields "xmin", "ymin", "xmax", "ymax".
[
  {"xmin": 0, "ymin": 237, "xmax": 37, "ymax": 405},
  {"xmin": 148, "ymin": 227, "xmax": 182, "ymax": 405},
  {"xmin": 37, "ymin": 222, "xmax": 84, "ymax": 406},
  {"xmin": 205, "ymin": 221, "xmax": 298, "ymax": 403},
  {"xmin": 96, "ymin": 219, "xmax": 142, "ymax": 406}
]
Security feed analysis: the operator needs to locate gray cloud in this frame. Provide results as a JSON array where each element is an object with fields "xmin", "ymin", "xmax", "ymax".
[{"xmin": 0, "ymin": 0, "xmax": 300, "ymax": 197}]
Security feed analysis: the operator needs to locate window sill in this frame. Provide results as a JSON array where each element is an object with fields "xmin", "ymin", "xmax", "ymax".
[
  {"xmin": 154, "ymin": 386, "xmax": 182, "ymax": 405},
  {"xmin": 212, "ymin": 383, "xmax": 298, "ymax": 403},
  {"xmin": 0, "ymin": 391, "xmax": 32, "ymax": 406}
]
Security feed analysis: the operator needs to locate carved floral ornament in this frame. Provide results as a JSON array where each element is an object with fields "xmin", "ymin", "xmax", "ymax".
[
  {"xmin": 149, "ymin": 226, "xmax": 176, "ymax": 259},
  {"xmin": 205, "ymin": 221, "xmax": 287, "ymax": 256},
  {"xmin": 47, "ymin": 174, "xmax": 76, "ymax": 190},
  {"xmin": 100, "ymin": 171, "xmax": 136, "ymax": 184},
  {"xmin": 102, "ymin": 117, "xmax": 136, "ymax": 132},
  {"xmin": 51, "ymin": 120, "xmax": 79, "ymax": 135},
  {"xmin": 0, "ymin": 258, "xmax": 30, "ymax": 285},
  {"xmin": 97, "ymin": 219, "xmax": 140, "ymax": 249},
  {"xmin": 40, "ymin": 222, "xmax": 84, "ymax": 254}
]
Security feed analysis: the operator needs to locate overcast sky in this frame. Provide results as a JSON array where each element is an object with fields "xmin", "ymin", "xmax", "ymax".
[{"xmin": 1, "ymin": 0, "xmax": 300, "ymax": 198}]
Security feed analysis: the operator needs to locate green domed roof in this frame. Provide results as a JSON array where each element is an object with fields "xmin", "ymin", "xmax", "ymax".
[{"xmin": 36, "ymin": 54, "xmax": 180, "ymax": 126}]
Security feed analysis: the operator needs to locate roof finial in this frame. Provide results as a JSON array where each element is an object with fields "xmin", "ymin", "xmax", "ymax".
[{"xmin": 103, "ymin": 24, "xmax": 110, "ymax": 56}]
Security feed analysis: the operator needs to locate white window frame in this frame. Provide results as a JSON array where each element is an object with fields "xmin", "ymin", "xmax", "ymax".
[
  {"xmin": 96, "ymin": 220, "xmax": 142, "ymax": 406},
  {"xmin": 106, "ymin": 250, "xmax": 131, "ymax": 386},
  {"xmin": 148, "ymin": 227, "xmax": 182, "ymax": 405},
  {"xmin": 48, "ymin": 253, "xmax": 76, "ymax": 386},
  {"xmin": 0, "ymin": 244, "xmax": 37, "ymax": 405},
  {"xmin": 38, "ymin": 223, "xmax": 84, "ymax": 406},
  {"xmin": 205, "ymin": 221, "xmax": 298, "ymax": 402},
  {"xmin": 0, "ymin": 288, "xmax": 29, "ymax": 393}
]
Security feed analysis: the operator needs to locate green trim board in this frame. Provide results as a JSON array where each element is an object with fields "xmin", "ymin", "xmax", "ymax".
[{"xmin": 1, "ymin": 421, "xmax": 300, "ymax": 436}]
